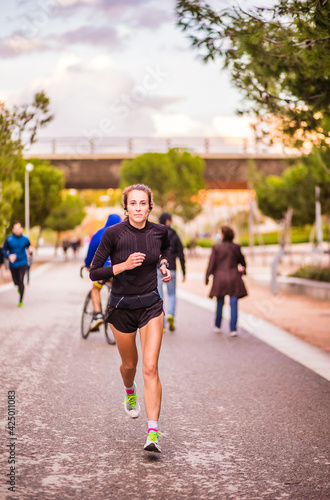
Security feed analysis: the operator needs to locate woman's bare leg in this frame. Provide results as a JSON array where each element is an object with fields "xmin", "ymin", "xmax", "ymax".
[
  {"xmin": 139, "ymin": 313, "xmax": 164, "ymax": 421},
  {"xmin": 110, "ymin": 325, "xmax": 138, "ymax": 388}
]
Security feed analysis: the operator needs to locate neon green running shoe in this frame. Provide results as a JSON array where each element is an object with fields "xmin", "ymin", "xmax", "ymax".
[
  {"xmin": 167, "ymin": 315, "xmax": 175, "ymax": 332},
  {"xmin": 144, "ymin": 429, "xmax": 162, "ymax": 453},
  {"xmin": 18, "ymin": 301, "xmax": 23, "ymax": 307},
  {"xmin": 123, "ymin": 383, "xmax": 140, "ymax": 418}
]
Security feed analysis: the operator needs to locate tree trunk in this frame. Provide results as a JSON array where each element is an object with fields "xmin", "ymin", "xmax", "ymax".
[
  {"xmin": 54, "ymin": 232, "xmax": 61, "ymax": 256},
  {"xmin": 34, "ymin": 226, "xmax": 43, "ymax": 253}
]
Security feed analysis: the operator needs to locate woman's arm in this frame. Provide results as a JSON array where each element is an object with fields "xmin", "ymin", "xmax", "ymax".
[
  {"xmin": 159, "ymin": 226, "xmax": 171, "ymax": 262},
  {"xmin": 158, "ymin": 227, "xmax": 171, "ymax": 282},
  {"xmin": 89, "ymin": 229, "xmax": 147, "ymax": 281},
  {"xmin": 237, "ymin": 246, "xmax": 247, "ymax": 273},
  {"xmin": 205, "ymin": 247, "xmax": 216, "ymax": 285}
]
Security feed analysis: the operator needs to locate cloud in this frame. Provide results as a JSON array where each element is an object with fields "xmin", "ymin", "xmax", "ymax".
[
  {"xmin": 15, "ymin": 0, "xmax": 170, "ymax": 24},
  {"xmin": 129, "ymin": 7, "xmax": 175, "ymax": 30},
  {"xmin": 0, "ymin": 24, "xmax": 123, "ymax": 58},
  {"xmin": 212, "ymin": 116, "xmax": 254, "ymax": 138},
  {"xmin": 0, "ymin": 36, "xmax": 50, "ymax": 58},
  {"xmin": 143, "ymin": 95, "xmax": 184, "ymax": 110},
  {"xmin": 151, "ymin": 112, "xmax": 216, "ymax": 137},
  {"xmin": 1, "ymin": 54, "xmax": 177, "ymax": 139},
  {"xmin": 0, "ymin": 0, "xmax": 176, "ymax": 59},
  {"xmin": 56, "ymin": 25, "xmax": 123, "ymax": 47}
]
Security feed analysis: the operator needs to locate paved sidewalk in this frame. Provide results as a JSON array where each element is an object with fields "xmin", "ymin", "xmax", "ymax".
[
  {"xmin": 1, "ymin": 259, "xmax": 329, "ymax": 499},
  {"xmin": 177, "ymin": 252, "xmax": 330, "ymax": 354}
]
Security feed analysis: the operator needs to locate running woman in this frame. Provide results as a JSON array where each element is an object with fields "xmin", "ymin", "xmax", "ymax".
[
  {"xmin": 2, "ymin": 221, "xmax": 33, "ymax": 307},
  {"xmin": 89, "ymin": 184, "xmax": 171, "ymax": 453}
]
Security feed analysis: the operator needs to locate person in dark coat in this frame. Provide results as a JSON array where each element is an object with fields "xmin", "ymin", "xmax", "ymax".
[{"xmin": 205, "ymin": 225, "xmax": 247, "ymax": 336}]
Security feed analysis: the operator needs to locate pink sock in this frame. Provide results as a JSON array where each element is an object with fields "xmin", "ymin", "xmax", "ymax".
[{"xmin": 125, "ymin": 385, "xmax": 135, "ymax": 395}]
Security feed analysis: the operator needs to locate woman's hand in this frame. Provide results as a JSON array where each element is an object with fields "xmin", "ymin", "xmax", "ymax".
[
  {"xmin": 160, "ymin": 266, "xmax": 171, "ymax": 283},
  {"xmin": 125, "ymin": 252, "xmax": 146, "ymax": 270}
]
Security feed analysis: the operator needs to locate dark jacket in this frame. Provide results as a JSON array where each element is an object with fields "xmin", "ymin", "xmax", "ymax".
[
  {"xmin": 166, "ymin": 226, "xmax": 185, "ymax": 275},
  {"xmin": 89, "ymin": 219, "xmax": 170, "ymax": 296},
  {"xmin": 205, "ymin": 241, "xmax": 247, "ymax": 298}
]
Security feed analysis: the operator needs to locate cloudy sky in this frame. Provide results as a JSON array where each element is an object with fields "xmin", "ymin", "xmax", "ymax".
[{"xmin": 0, "ymin": 0, "xmax": 260, "ymax": 142}]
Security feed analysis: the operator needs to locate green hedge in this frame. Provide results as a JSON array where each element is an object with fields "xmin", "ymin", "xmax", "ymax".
[
  {"xmin": 194, "ymin": 238, "xmax": 214, "ymax": 248},
  {"xmin": 193, "ymin": 225, "xmax": 328, "ymax": 248},
  {"xmin": 289, "ymin": 266, "xmax": 330, "ymax": 283}
]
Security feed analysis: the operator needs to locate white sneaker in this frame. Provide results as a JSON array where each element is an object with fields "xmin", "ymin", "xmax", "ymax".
[
  {"xmin": 90, "ymin": 313, "xmax": 104, "ymax": 332},
  {"xmin": 229, "ymin": 330, "xmax": 237, "ymax": 337},
  {"xmin": 214, "ymin": 327, "xmax": 222, "ymax": 333},
  {"xmin": 123, "ymin": 383, "xmax": 140, "ymax": 418},
  {"xmin": 144, "ymin": 430, "xmax": 162, "ymax": 453}
]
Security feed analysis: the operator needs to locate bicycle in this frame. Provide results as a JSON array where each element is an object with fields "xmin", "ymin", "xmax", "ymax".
[{"xmin": 80, "ymin": 266, "xmax": 116, "ymax": 345}]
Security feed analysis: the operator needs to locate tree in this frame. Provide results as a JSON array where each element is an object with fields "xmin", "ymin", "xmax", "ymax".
[
  {"xmin": 45, "ymin": 193, "xmax": 86, "ymax": 249},
  {"xmin": 4, "ymin": 91, "xmax": 54, "ymax": 148},
  {"xmin": 176, "ymin": 0, "xmax": 330, "ymax": 145},
  {"xmin": 9, "ymin": 159, "xmax": 65, "ymax": 240},
  {"xmin": 249, "ymin": 148, "xmax": 330, "ymax": 226},
  {"xmin": 0, "ymin": 179, "xmax": 23, "ymax": 241},
  {"xmin": 167, "ymin": 148, "xmax": 205, "ymax": 220},
  {"xmin": 0, "ymin": 102, "xmax": 24, "ymax": 239},
  {"xmin": 121, "ymin": 152, "xmax": 175, "ymax": 209},
  {"xmin": 120, "ymin": 149, "xmax": 205, "ymax": 221},
  {"xmin": 0, "ymin": 92, "xmax": 54, "ymax": 239}
]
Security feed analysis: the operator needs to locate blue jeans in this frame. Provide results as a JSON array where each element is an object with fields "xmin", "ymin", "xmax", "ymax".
[
  {"xmin": 215, "ymin": 296, "xmax": 238, "ymax": 332},
  {"xmin": 157, "ymin": 269, "xmax": 176, "ymax": 317}
]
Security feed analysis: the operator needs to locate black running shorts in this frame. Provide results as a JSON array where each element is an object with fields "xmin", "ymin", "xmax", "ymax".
[{"xmin": 105, "ymin": 299, "xmax": 164, "ymax": 333}]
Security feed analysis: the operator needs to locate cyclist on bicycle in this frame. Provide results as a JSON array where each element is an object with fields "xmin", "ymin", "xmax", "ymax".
[{"xmin": 84, "ymin": 213, "xmax": 121, "ymax": 331}]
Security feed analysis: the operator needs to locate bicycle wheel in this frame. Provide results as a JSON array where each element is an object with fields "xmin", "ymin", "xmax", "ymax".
[
  {"xmin": 81, "ymin": 291, "xmax": 93, "ymax": 339},
  {"xmin": 100, "ymin": 286, "xmax": 116, "ymax": 345}
]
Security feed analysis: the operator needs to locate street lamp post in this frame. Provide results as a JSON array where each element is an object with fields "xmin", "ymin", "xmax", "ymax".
[
  {"xmin": 25, "ymin": 163, "xmax": 34, "ymax": 238},
  {"xmin": 315, "ymin": 185, "xmax": 323, "ymax": 248}
]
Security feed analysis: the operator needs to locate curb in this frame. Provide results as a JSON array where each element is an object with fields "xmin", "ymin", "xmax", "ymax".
[{"xmin": 177, "ymin": 289, "xmax": 330, "ymax": 382}]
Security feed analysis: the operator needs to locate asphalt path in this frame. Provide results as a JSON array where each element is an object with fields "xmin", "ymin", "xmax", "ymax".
[{"xmin": 0, "ymin": 261, "xmax": 329, "ymax": 500}]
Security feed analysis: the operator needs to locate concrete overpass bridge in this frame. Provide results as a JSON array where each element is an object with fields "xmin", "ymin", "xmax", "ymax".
[{"xmin": 24, "ymin": 137, "xmax": 297, "ymax": 189}]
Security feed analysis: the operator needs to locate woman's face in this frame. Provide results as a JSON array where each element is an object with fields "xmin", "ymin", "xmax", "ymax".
[{"xmin": 126, "ymin": 189, "xmax": 150, "ymax": 227}]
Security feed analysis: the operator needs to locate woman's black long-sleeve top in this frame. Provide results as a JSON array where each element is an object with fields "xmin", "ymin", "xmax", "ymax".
[{"xmin": 89, "ymin": 219, "xmax": 171, "ymax": 296}]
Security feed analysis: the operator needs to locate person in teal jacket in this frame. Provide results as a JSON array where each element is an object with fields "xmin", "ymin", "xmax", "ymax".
[{"xmin": 2, "ymin": 221, "xmax": 33, "ymax": 307}]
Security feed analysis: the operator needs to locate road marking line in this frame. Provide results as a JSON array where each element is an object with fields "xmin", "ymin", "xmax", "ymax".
[{"xmin": 177, "ymin": 289, "xmax": 330, "ymax": 382}]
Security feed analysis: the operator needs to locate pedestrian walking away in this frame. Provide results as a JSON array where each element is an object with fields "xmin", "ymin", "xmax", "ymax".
[
  {"xmin": 205, "ymin": 225, "xmax": 247, "ymax": 336},
  {"xmin": 90, "ymin": 184, "xmax": 171, "ymax": 453},
  {"xmin": 84, "ymin": 214, "xmax": 121, "ymax": 332},
  {"xmin": 2, "ymin": 221, "xmax": 33, "ymax": 307},
  {"xmin": 71, "ymin": 237, "xmax": 80, "ymax": 258},
  {"xmin": 62, "ymin": 238, "xmax": 70, "ymax": 260},
  {"xmin": 157, "ymin": 212, "xmax": 186, "ymax": 332}
]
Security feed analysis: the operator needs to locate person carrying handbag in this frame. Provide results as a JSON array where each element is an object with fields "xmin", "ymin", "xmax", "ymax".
[{"xmin": 205, "ymin": 226, "xmax": 247, "ymax": 336}]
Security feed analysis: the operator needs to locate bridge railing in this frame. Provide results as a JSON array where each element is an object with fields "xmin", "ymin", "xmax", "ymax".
[{"xmin": 25, "ymin": 136, "xmax": 288, "ymax": 156}]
